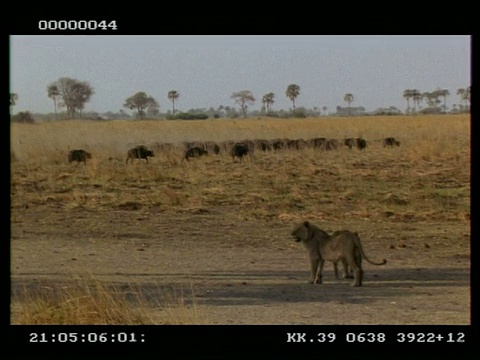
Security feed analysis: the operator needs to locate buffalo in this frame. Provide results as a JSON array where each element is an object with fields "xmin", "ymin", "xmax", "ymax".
[
  {"xmin": 253, "ymin": 139, "xmax": 272, "ymax": 152},
  {"xmin": 286, "ymin": 139, "xmax": 307, "ymax": 150},
  {"xmin": 344, "ymin": 138, "xmax": 356, "ymax": 149},
  {"xmin": 204, "ymin": 141, "xmax": 221, "ymax": 155},
  {"xmin": 356, "ymin": 138, "xmax": 367, "ymax": 150},
  {"xmin": 68, "ymin": 149, "xmax": 92, "ymax": 164},
  {"xmin": 230, "ymin": 142, "xmax": 249, "ymax": 160},
  {"xmin": 325, "ymin": 139, "xmax": 339, "ymax": 151},
  {"xmin": 184, "ymin": 146, "xmax": 208, "ymax": 161},
  {"xmin": 383, "ymin": 137, "xmax": 400, "ymax": 147},
  {"xmin": 307, "ymin": 137, "xmax": 327, "ymax": 149},
  {"xmin": 126, "ymin": 145, "xmax": 155, "ymax": 164},
  {"xmin": 271, "ymin": 139, "xmax": 285, "ymax": 151}
]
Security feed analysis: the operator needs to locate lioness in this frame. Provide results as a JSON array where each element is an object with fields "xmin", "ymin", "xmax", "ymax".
[{"xmin": 291, "ymin": 221, "xmax": 387, "ymax": 287}]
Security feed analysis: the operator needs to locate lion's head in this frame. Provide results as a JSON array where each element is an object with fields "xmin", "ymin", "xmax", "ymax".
[{"xmin": 291, "ymin": 221, "xmax": 310, "ymax": 242}]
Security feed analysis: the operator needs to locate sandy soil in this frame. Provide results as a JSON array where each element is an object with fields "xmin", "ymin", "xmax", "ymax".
[{"xmin": 10, "ymin": 204, "xmax": 470, "ymax": 325}]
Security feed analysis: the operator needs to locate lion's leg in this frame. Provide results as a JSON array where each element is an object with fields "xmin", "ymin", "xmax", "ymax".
[
  {"xmin": 352, "ymin": 251, "xmax": 363, "ymax": 287},
  {"xmin": 333, "ymin": 261, "xmax": 340, "ymax": 279},
  {"xmin": 343, "ymin": 261, "xmax": 354, "ymax": 279},
  {"xmin": 352, "ymin": 267, "xmax": 363, "ymax": 287},
  {"xmin": 307, "ymin": 255, "xmax": 320, "ymax": 283},
  {"xmin": 314, "ymin": 259, "xmax": 325, "ymax": 284},
  {"xmin": 343, "ymin": 261, "xmax": 353, "ymax": 279}
]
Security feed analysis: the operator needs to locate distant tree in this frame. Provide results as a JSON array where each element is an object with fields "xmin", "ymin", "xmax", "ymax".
[
  {"xmin": 118, "ymin": 109, "xmax": 130, "ymax": 119},
  {"xmin": 403, "ymin": 89, "xmax": 414, "ymax": 113},
  {"xmin": 322, "ymin": 106, "xmax": 327, "ymax": 115},
  {"xmin": 411, "ymin": 89, "xmax": 422, "ymax": 112},
  {"xmin": 167, "ymin": 90, "xmax": 179, "ymax": 115},
  {"xmin": 47, "ymin": 77, "xmax": 94, "ymax": 119},
  {"xmin": 422, "ymin": 92, "xmax": 434, "ymax": 108},
  {"xmin": 10, "ymin": 93, "xmax": 18, "ymax": 113},
  {"xmin": 47, "ymin": 84, "xmax": 60, "ymax": 120},
  {"xmin": 124, "ymin": 92, "xmax": 159, "ymax": 119},
  {"xmin": 262, "ymin": 92, "xmax": 275, "ymax": 113},
  {"xmin": 438, "ymin": 89, "xmax": 450, "ymax": 112},
  {"xmin": 146, "ymin": 103, "xmax": 160, "ymax": 118},
  {"xmin": 457, "ymin": 87, "xmax": 471, "ymax": 110},
  {"xmin": 231, "ymin": 90, "xmax": 255, "ymax": 118},
  {"xmin": 343, "ymin": 93, "xmax": 354, "ymax": 115},
  {"xmin": 285, "ymin": 84, "xmax": 300, "ymax": 111},
  {"xmin": 456, "ymin": 88, "xmax": 466, "ymax": 108},
  {"xmin": 423, "ymin": 90, "xmax": 442, "ymax": 109},
  {"xmin": 11, "ymin": 111, "xmax": 34, "ymax": 123}
]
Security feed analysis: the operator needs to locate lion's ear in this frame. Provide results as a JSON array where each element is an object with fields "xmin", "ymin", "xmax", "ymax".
[{"xmin": 304, "ymin": 221, "xmax": 310, "ymax": 227}]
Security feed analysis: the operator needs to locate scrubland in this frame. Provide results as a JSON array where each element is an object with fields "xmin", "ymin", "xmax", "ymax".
[{"xmin": 10, "ymin": 115, "xmax": 470, "ymax": 324}]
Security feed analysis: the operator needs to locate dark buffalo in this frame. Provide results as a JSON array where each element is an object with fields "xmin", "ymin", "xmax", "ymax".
[
  {"xmin": 356, "ymin": 138, "xmax": 367, "ymax": 150},
  {"xmin": 254, "ymin": 139, "xmax": 272, "ymax": 152},
  {"xmin": 308, "ymin": 137, "xmax": 327, "ymax": 149},
  {"xmin": 383, "ymin": 137, "xmax": 400, "ymax": 147},
  {"xmin": 68, "ymin": 149, "xmax": 92, "ymax": 164},
  {"xmin": 286, "ymin": 139, "xmax": 307, "ymax": 150},
  {"xmin": 204, "ymin": 141, "xmax": 220, "ymax": 155},
  {"xmin": 344, "ymin": 138, "xmax": 356, "ymax": 149},
  {"xmin": 325, "ymin": 139, "xmax": 339, "ymax": 150},
  {"xmin": 184, "ymin": 146, "xmax": 208, "ymax": 161},
  {"xmin": 271, "ymin": 139, "xmax": 285, "ymax": 151},
  {"xmin": 126, "ymin": 145, "xmax": 155, "ymax": 164},
  {"xmin": 230, "ymin": 142, "xmax": 249, "ymax": 160}
]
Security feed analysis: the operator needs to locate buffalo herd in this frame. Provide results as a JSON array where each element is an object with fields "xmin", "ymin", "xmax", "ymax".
[{"xmin": 68, "ymin": 137, "xmax": 401, "ymax": 165}]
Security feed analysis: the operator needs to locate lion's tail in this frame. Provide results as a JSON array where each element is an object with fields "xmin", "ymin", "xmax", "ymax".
[{"xmin": 355, "ymin": 233, "xmax": 387, "ymax": 266}]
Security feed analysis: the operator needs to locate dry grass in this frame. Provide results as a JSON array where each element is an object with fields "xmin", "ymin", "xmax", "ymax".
[
  {"xmin": 10, "ymin": 115, "xmax": 470, "ymax": 223},
  {"xmin": 10, "ymin": 115, "xmax": 470, "ymax": 324},
  {"xmin": 11, "ymin": 274, "xmax": 206, "ymax": 325}
]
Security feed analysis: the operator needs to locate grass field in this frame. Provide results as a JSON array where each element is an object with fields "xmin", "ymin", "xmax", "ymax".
[{"xmin": 10, "ymin": 115, "xmax": 471, "ymax": 324}]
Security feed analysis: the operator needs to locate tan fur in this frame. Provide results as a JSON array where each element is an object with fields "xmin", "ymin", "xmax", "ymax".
[{"xmin": 291, "ymin": 221, "xmax": 387, "ymax": 287}]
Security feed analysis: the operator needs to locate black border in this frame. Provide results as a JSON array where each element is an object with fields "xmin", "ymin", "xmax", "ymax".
[{"xmin": 6, "ymin": 9, "xmax": 476, "ymax": 357}]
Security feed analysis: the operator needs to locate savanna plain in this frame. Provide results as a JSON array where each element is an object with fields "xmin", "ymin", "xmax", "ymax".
[{"xmin": 10, "ymin": 115, "xmax": 470, "ymax": 325}]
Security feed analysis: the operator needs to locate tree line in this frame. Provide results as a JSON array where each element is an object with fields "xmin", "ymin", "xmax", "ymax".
[{"xmin": 9, "ymin": 77, "xmax": 471, "ymax": 122}]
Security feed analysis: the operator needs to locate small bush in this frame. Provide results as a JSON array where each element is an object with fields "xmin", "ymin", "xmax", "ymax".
[
  {"xmin": 169, "ymin": 112, "xmax": 209, "ymax": 120},
  {"xmin": 11, "ymin": 111, "xmax": 35, "ymax": 123}
]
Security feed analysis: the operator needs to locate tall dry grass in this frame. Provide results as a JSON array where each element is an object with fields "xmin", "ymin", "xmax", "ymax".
[
  {"xmin": 12, "ymin": 274, "xmax": 206, "ymax": 325},
  {"xmin": 10, "ymin": 115, "xmax": 470, "ymax": 221},
  {"xmin": 10, "ymin": 115, "xmax": 469, "ymax": 163}
]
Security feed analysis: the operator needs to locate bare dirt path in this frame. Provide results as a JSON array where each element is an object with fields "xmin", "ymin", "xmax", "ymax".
[{"xmin": 11, "ymin": 206, "xmax": 470, "ymax": 324}]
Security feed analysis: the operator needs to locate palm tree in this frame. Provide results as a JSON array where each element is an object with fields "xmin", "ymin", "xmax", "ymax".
[
  {"xmin": 285, "ymin": 84, "xmax": 300, "ymax": 112},
  {"xmin": 403, "ymin": 89, "xmax": 413, "ymax": 113},
  {"xmin": 47, "ymin": 84, "xmax": 60, "ymax": 120},
  {"xmin": 458, "ymin": 87, "xmax": 471, "ymax": 109},
  {"xmin": 168, "ymin": 90, "xmax": 180, "ymax": 115},
  {"xmin": 262, "ymin": 92, "xmax": 275, "ymax": 113},
  {"xmin": 456, "ymin": 88, "xmax": 466, "ymax": 107},
  {"xmin": 439, "ymin": 89, "xmax": 450, "ymax": 113},
  {"xmin": 411, "ymin": 89, "xmax": 422, "ymax": 112},
  {"xmin": 343, "ymin": 93, "xmax": 354, "ymax": 115},
  {"xmin": 422, "ymin": 92, "xmax": 433, "ymax": 108}
]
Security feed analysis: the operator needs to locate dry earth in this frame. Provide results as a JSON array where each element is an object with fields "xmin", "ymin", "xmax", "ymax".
[
  {"xmin": 11, "ymin": 206, "xmax": 470, "ymax": 324},
  {"xmin": 10, "ymin": 116, "xmax": 471, "ymax": 324}
]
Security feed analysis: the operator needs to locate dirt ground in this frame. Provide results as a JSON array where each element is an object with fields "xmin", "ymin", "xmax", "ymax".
[{"xmin": 10, "ymin": 204, "xmax": 470, "ymax": 325}]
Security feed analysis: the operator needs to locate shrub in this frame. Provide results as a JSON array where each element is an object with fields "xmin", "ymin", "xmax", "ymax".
[{"xmin": 11, "ymin": 111, "xmax": 35, "ymax": 123}]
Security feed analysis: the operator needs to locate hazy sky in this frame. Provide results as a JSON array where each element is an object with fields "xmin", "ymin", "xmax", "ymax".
[{"xmin": 10, "ymin": 35, "xmax": 471, "ymax": 114}]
